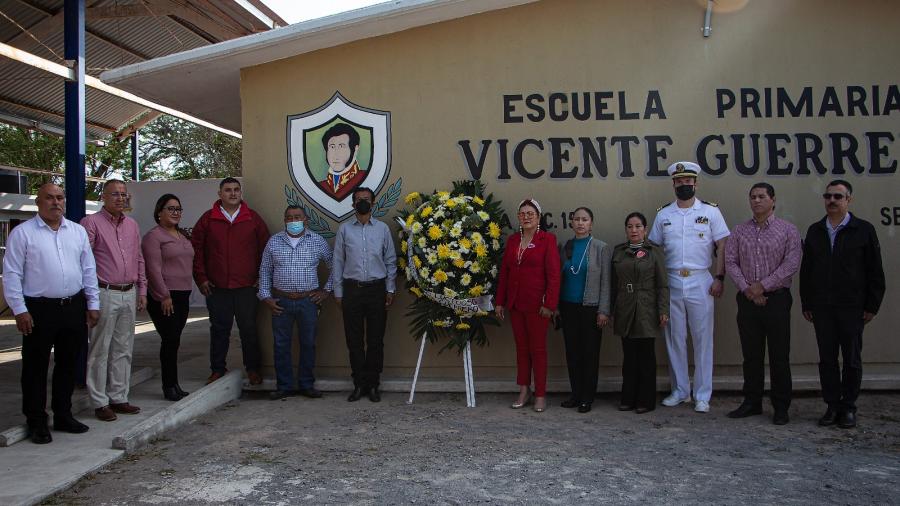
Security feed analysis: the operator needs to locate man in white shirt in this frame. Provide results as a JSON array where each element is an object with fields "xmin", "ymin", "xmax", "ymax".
[
  {"xmin": 2, "ymin": 184, "xmax": 100, "ymax": 444},
  {"xmin": 649, "ymin": 162, "xmax": 730, "ymax": 413}
]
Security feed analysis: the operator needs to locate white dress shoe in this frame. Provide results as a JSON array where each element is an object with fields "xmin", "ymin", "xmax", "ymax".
[
  {"xmin": 661, "ymin": 393, "xmax": 691, "ymax": 407},
  {"xmin": 694, "ymin": 400, "xmax": 710, "ymax": 413}
]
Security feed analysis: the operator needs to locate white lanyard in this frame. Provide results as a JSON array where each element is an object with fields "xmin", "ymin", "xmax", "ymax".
[{"xmin": 569, "ymin": 237, "xmax": 592, "ymax": 275}]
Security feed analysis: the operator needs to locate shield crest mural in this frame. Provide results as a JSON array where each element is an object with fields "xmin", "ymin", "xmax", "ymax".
[{"xmin": 287, "ymin": 91, "xmax": 391, "ymax": 221}]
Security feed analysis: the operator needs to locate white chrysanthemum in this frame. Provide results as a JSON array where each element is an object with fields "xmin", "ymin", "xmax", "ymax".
[
  {"xmin": 443, "ymin": 287, "xmax": 457, "ymax": 297},
  {"xmin": 419, "ymin": 267, "xmax": 430, "ymax": 279},
  {"xmin": 470, "ymin": 263, "xmax": 481, "ymax": 273},
  {"xmin": 433, "ymin": 209, "xmax": 445, "ymax": 219},
  {"xmin": 411, "ymin": 222, "xmax": 423, "ymax": 234},
  {"xmin": 492, "ymin": 239, "xmax": 501, "ymax": 250},
  {"xmin": 490, "ymin": 266, "xmax": 498, "ymax": 277},
  {"xmin": 471, "ymin": 232, "xmax": 483, "ymax": 243},
  {"xmin": 426, "ymin": 252, "xmax": 438, "ymax": 264},
  {"xmin": 477, "ymin": 211, "xmax": 490, "ymax": 221},
  {"xmin": 417, "ymin": 237, "xmax": 426, "ymax": 248},
  {"xmin": 461, "ymin": 273, "xmax": 472, "ymax": 286}
]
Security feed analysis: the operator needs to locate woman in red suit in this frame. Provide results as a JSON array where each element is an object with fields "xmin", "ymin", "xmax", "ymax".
[{"xmin": 495, "ymin": 199, "xmax": 561, "ymax": 412}]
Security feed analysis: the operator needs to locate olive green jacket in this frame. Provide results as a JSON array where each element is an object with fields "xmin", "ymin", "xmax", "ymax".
[{"xmin": 610, "ymin": 241, "xmax": 669, "ymax": 339}]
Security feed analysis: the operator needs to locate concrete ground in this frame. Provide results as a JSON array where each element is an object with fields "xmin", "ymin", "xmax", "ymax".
[{"xmin": 44, "ymin": 390, "xmax": 900, "ymax": 504}]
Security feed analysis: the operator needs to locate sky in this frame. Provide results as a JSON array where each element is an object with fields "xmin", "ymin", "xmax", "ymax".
[{"xmin": 262, "ymin": 0, "xmax": 390, "ymax": 24}]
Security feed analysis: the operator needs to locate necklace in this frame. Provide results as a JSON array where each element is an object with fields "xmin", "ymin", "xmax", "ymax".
[
  {"xmin": 569, "ymin": 236, "xmax": 592, "ymax": 274},
  {"xmin": 516, "ymin": 232, "xmax": 534, "ymax": 265}
]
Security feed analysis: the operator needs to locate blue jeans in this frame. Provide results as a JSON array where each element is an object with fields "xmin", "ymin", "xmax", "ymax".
[{"xmin": 272, "ymin": 297, "xmax": 318, "ymax": 391}]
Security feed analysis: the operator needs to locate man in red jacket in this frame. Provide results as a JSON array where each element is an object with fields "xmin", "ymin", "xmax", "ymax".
[{"xmin": 192, "ymin": 178, "xmax": 270, "ymax": 384}]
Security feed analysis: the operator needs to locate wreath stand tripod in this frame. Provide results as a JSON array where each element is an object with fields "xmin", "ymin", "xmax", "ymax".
[{"xmin": 407, "ymin": 332, "xmax": 476, "ymax": 408}]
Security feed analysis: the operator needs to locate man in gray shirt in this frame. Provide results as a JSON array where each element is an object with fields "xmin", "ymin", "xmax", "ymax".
[{"xmin": 331, "ymin": 187, "xmax": 397, "ymax": 403}]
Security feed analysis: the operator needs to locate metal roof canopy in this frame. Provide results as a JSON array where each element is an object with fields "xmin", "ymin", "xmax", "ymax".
[
  {"xmin": 101, "ymin": 0, "xmax": 539, "ymax": 134},
  {"xmin": 0, "ymin": 0, "xmax": 286, "ymax": 140}
]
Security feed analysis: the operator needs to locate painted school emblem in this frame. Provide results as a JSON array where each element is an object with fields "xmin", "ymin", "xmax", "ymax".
[{"xmin": 287, "ymin": 91, "xmax": 391, "ymax": 221}]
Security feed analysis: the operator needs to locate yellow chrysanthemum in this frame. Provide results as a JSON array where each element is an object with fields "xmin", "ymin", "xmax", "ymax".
[
  {"xmin": 398, "ymin": 257, "xmax": 407, "ymax": 269},
  {"xmin": 475, "ymin": 243, "xmax": 488, "ymax": 258},
  {"xmin": 488, "ymin": 222, "xmax": 501, "ymax": 239},
  {"xmin": 437, "ymin": 243, "xmax": 451, "ymax": 259},
  {"xmin": 468, "ymin": 285, "xmax": 484, "ymax": 297},
  {"xmin": 428, "ymin": 225, "xmax": 442, "ymax": 240},
  {"xmin": 420, "ymin": 206, "xmax": 433, "ymax": 218},
  {"xmin": 410, "ymin": 286, "xmax": 423, "ymax": 297},
  {"xmin": 413, "ymin": 255, "xmax": 422, "ymax": 269},
  {"xmin": 405, "ymin": 214, "xmax": 415, "ymax": 227},
  {"xmin": 473, "ymin": 196, "xmax": 485, "ymax": 206},
  {"xmin": 459, "ymin": 237, "xmax": 472, "ymax": 250},
  {"xmin": 453, "ymin": 258, "xmax": 466, "ymax": 269},
  {"xmin": 400, "ymin": 240, "xmax": 408, "ymax": 253},
  {"xmin": 446, "ymin": 199, "xmax": 457, "ymax": 209},
  {"xmin": 455, "ymin": 322, "xmax": 471, "ymax": 330},
  {"xmin": 404, "ymin": 192, "xmax": 421, "ymax": 204},
  {"xmin": 433, "ymin": 270, "xmax": 449, "ymax": 283}
]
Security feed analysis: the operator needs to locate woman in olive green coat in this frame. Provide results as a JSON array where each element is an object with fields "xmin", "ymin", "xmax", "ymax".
[{"xmin": 610, "ymin": 212, "xmax": 669, "ymax": 413}]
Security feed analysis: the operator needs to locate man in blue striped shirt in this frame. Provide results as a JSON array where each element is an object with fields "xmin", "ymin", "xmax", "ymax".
[{"xmin": 258, "ymin": 205, "xmax": 333, "ymax": 400}]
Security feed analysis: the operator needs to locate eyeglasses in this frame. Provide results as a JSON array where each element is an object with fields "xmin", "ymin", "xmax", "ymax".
[
  {"xmin": 822, "ymin": 193, "xmax": 847, "ymax": 201},
  {"xmin": 517, "ymin": 212, "xmax": 537, "ymax": 218},
  {"xmin": 164, "ymin": 206, "xmax": 183, "ymax": 213},
  {"xmin": 107, "ymin": 192, "xmax": 129, "ymax": 199}
]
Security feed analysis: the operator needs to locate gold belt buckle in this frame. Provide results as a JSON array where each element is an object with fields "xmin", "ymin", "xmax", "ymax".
[{"xmin": 679, "ymin": 269, "xmax": 691, "ymax": 277}]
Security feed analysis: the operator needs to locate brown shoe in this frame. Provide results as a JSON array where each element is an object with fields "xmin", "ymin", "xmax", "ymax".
[
  {"xmin": 110, "ymin": 402, "xmax": 141, "ymax": 415},
  {"xmin": 95, "ymin": 406, "xmax": 117, "ymax": 422},
  {"xmin": 207, "ymin": 371, "xmax": 226, "ymax": 384},
  {"xmin": 247, "ymin": 370, "xmax": 262, "ymax": 386}
]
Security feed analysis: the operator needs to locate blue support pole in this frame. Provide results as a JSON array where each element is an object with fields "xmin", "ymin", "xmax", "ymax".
[
  {"xmin": 64, "ymin": 0, "xmax": 86, "ymax": 220},
  {"xmin": 131, "ymin": 130, "xmax": 140, "ymax": 181}
]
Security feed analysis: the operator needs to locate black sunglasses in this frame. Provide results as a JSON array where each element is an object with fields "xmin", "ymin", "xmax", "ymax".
[{"xmin": 822, "ymin": 193, "xmax": 847, "ymax": 201}]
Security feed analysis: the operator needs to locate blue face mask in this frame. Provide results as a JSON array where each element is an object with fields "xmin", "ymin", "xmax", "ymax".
[{"xmin": 286, "ymin": 221, "xmax": 304, "ymax": 235}]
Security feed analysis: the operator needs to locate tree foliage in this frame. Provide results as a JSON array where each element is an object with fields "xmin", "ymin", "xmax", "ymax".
[{"xmin": 0, "ymin": 115, "xmax": 241, "ymax": 197}]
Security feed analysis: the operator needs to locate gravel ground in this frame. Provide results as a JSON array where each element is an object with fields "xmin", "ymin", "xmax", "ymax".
[{"xmin": 47, "ymin": 391, "xmax": 900, "ymax": 505}]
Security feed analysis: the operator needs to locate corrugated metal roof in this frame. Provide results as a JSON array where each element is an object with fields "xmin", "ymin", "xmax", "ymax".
[{"xmin": 0, "ymin": 0, "xmax": 286, "ymax": 140}]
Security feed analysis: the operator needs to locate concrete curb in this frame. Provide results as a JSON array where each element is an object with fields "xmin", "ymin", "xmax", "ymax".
[
  {"xmin": 0, "ymin": 367, "xmax": 155, "ymax": 447},
  {"xmin": 112, "ymin": 369, "xmax": 242, "ymax": 453}
]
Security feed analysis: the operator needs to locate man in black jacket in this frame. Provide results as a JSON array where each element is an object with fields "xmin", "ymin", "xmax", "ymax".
[{"xmin": 800, "ymin": 179, "xmax": 885, "ymax": 429}]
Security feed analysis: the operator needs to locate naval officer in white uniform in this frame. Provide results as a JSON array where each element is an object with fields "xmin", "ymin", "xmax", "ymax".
[{"xmin": 649, "ymin": 162, "xmax": 729, "ymax": 413}]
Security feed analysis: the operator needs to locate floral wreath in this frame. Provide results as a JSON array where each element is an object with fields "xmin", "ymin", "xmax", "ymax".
[{"xmin": 396, "ymin": 180, "xmax": 509, "ymax": 352}]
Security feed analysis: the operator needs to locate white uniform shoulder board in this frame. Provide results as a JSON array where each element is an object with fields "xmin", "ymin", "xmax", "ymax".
[
  {"xmin": 700, "ymin": 199, "xmax": 718, "ymax": 207},
  {"xmin": 656, "ymin": 201, "xmax": 671, "ymax": 212}
]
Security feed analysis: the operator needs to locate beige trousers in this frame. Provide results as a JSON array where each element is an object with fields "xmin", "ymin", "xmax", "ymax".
[{"xmin": 87, "ymin": 287, "xmax": 136, "ymax": 408}]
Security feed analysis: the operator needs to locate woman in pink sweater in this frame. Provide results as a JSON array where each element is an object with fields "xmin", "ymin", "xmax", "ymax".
[{"xmin": 142, "ymin": 194, "xmax": 195, "ymax": 401}]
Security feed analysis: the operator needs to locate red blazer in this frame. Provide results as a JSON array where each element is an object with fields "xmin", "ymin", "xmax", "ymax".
[
  {"xmin": 191, "ymin": 200, "xmax": 270, "ymax": 289},
  {"xmin": 495, "ymin": 230, "xmax": 561, "ymax": 312}
]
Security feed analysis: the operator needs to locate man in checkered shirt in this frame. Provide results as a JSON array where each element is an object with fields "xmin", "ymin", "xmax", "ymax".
[{"xmin": 258, "ymin": 205, "xmax": 333, "ymax": 400}]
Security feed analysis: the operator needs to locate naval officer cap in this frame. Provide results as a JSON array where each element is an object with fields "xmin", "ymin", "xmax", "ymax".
[{"xmin": 667, "ymin": 161, "xmax": 701, "ymax": 179}]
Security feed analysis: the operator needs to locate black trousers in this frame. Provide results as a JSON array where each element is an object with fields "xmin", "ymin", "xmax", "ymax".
[
  {"xmin": 21, "ymin": 292, "xmax": 86, "ymax": 427},
  {"xmin": 206, "ymin": 286, "xmax": 261, "ymax": 374},
  {"xmin": 812, "ymin": 305, "xmax": 864, "ymax": 413},
  {"xmin": 147, "ymin": 290, "xmax": 191, "ymax": 388},
  {"xmin": 341, "ymin": 280, "xmax": 387, "ymax": 389},
  {"xmin": 560, "ymin": 301, "xmax": 601, "ymax": 404},
  {"xmin": 736, "ymin": 289, "xmax": 793, "ymax": 411},
  {"xmin": 621, "ymin": 338, "xmax": 657, "ymax": 410}
]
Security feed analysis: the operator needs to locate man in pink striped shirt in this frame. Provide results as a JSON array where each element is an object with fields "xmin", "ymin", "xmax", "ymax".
[
  {"xmin": 81, "ymin": 179, "xmax": 147, "ymax": 422},
  {"xmin": 724, "ymin": 182, "xmax": 802, "ymax": 425}
]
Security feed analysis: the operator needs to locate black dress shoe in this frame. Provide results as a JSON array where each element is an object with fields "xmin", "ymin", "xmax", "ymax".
[
  {"xmin": 269, "ymin": 390, "xmax": 293, "ymax": 401},
  {"xmin": 30, "ymin": 425, "xmax": 52, "ymax": 444},
  {"xmin": 635, "ymin": 406, "xmax": 654, "ymax": 414},
  {"xmin": 577, "ymin": 403, "xmax": 592, "ymax": 413},
  {"xmin": 772, "ymin": 410, "xmax": 789, "ymax": 425},
  {"xmin": 837, "ymin": 411, "xmax": 857, "ymax": 429},
  {"xmin": 163, "ymin": 387, "xmax": 184, "ymax": 402},
  {"xmin": 347, "ymin": 387, "xmax": 364, "ymax": 402},
  {"xmin": 560, "ymin": 398, "xmax": 579, "ymax": 409},
  {"xmin": 818, "ymin": 407, "xmax": 839, "ymax": 426},
  {"xmin": 727, "ymin": 402, "xmax": 763, "ymax": 419},
  {"xmin": 53, "ymin": 415, "xmax": 89, "ymax": 434},
  {"xmin": 618, "ymin": 404, "xmax": 635, "ymax": 411},
  {"xmin": 298, "ymin": 388, "xmax": 323, "ymax": 399},
  {"xmin": 174, "ymin": 384, "xmax": 190, "ymax": 397},
  {"xmin": 368, "ymin": 386, "xmax": 381, "ymax": 403}
]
